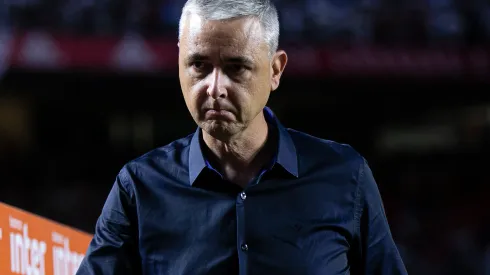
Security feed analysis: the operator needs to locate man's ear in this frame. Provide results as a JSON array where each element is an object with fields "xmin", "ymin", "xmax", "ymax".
[{"xmin": 270, "ymin": 50, "xmax": 288, "ymax": 91}]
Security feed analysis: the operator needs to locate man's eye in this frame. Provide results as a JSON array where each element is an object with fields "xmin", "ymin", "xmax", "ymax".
[
  {"xmin": 192, "ymin": 62, "xmax": 205, "ymax": 70},
  {"xmin": 227, "ymin": 64, "xmax": 246, "ymax": 74},
  {"xmin": 190, "ymin": 62, "xmax": 212, "ymax": 76}
]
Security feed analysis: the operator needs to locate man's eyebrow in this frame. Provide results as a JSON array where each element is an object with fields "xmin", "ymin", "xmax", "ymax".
[
  {"xmin": 185, "ymin": 53, "xmax": 254, "ymax": 65},
  {"xmin": 185, "ymin": 53, "xmax": 209, "ymax": 63},
  {"xmin": 223, "ymin": 56, "xmax": 254, "ymax": 65}
]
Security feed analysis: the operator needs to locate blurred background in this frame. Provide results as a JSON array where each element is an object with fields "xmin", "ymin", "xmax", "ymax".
[{"xmin": 0, "ymin": 0, "xmax": 490, "ymax": 274}]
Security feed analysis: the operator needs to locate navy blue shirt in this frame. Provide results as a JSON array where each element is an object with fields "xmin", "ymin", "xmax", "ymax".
[{"xmin": 77, "ymin": 107, "xmax": 407, "ymax": 275}]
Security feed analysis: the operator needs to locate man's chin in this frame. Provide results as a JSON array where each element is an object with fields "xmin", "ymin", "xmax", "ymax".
[{"xmin": 201, "ymin": 121, "xmax": 239, "ymax": 141}]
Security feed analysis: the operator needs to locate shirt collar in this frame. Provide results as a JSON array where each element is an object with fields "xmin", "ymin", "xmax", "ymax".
[{"xmin": 188, "ymin": 106, "xmax": 299, "ymax": 185}]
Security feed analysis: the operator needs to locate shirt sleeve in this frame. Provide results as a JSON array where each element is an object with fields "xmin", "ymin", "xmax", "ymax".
[
  {"xmin": 76, "ymin": 168, "xmax": 141, "ymax": 275},
  {"xmin": 356, "ymin": 158, "xmax": 408, "ymax": 275}
]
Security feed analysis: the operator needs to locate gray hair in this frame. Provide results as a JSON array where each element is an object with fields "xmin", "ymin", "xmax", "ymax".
[{"xmin": 178, "ymin": 0, "xmax": 280, "ymax": 58}]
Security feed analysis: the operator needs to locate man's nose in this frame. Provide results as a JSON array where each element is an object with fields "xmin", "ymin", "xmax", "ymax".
[{"xmin": 206, "ymin": 68, "xmax": 228, "ymax": 99}]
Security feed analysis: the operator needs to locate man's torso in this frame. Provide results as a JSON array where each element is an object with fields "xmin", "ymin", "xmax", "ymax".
[{"xmin": 122, "ymin": 129, "xmax": 363, "ymax": 275}]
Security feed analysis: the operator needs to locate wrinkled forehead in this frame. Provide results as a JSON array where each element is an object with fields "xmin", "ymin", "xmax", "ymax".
[{"xmin": 180, "ymin": 13, "xmax": 267, "ymax": 58}]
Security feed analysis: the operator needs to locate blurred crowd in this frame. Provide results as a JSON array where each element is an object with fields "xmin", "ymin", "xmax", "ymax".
[
  {"xmin": 380, "ymin": 152, "xmax": 490, "ymax": 275},
  {"xmin": 1, "ymin": 0, "xmax": 490, "ymax": 45}
]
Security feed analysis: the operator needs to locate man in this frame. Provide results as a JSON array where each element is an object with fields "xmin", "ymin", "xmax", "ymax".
[{"xmin": 77, "ymin": 0, "xmax": 407, "ymax": 274}]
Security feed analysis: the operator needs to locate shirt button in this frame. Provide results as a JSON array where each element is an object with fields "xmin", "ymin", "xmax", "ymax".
[
  {"xmin": 241, "ymin": 243, "xmax": 249, "ymax": 251},
  {"xmin": 240, "ymin": 192, "xmax": 247, "ymax": 200}
]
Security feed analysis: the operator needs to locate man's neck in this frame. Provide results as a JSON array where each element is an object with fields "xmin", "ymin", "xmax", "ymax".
[{"xmin": 202, "ymin": 113, "xmax": 271, "ymax": 187}]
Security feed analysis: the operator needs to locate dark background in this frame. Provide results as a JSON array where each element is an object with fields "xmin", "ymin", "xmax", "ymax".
[{"xmin": 1, "ymin": 0, "xmax": 490, "ymax": 274}]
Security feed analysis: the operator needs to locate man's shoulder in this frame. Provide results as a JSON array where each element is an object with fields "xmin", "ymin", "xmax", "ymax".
[
  {"xmin": 121, "ymin": 133, "xmax": 194, "ymax": 175},
  {"xmin": 286, "ymin": 128, "xmax": 364, "ymax": 167}
]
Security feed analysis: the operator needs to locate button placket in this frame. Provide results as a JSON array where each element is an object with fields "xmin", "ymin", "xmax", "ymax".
[
  {"xmin": 235, "ymin": 190, "xmax": 250, "ymax": 275},
  {"xmin": 236, "ymin": 190, "xmax": 249, "ymax": 274}
]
